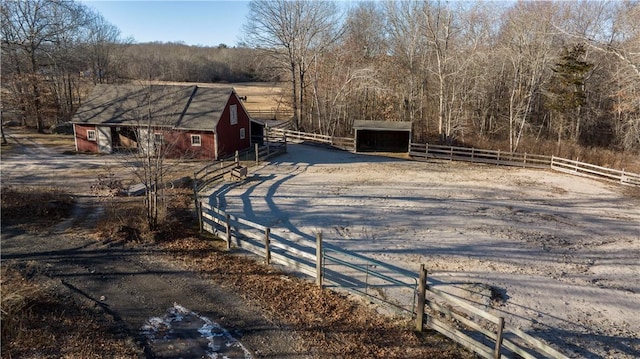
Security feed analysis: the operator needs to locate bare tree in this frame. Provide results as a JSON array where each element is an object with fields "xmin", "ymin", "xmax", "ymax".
[
  {"xmin": 385, "ymin": 0, "xmax": 428, "ymax": 126},
  {"xmin": 122, "ymin": 55, "xmax": 190, "ymax": 230},
  {"xmin": 306, "ymin": 2, "xmax": 387, "ymax": 136},
  {"xmin": 1, "ymin": 0, "xmax": 91, "ymax": 130},
  {"xmin": 243, "ymin": 0, "xmax": 343, "ymax": 130},
  {"xmin": 84, "ymin": 9, "xmax": 128, "ymax": 84},
  {"xmin": 497, "ymin": 2, "xmax": 559, "ymax": 152},
  {"xmin": 422, "ymin": 1, "xmax": 469, "ymax": 143}
]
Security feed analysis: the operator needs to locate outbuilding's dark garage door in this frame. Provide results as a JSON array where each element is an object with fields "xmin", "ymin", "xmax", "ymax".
[{"xmin": 354, "ymin": 120, "xmax": 412, "ymax": 153}]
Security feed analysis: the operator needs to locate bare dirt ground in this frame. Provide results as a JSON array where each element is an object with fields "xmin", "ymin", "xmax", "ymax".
[
  {"xmin": 1, "ymin": 129, "xmax": 468, "ymax": 358},
  {"xmin": 213, "ymin": 143, "xmax": 640, "ymax": 359}
]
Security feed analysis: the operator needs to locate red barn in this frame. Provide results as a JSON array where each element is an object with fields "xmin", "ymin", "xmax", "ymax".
[{"xmin": 71, "ymin": 84, "xmax": 251, "ymax": 159}]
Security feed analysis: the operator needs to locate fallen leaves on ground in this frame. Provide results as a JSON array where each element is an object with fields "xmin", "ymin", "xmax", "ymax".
[{"xmin": 161, "ymin": 237, "xmax": 470, "ymax": 359}]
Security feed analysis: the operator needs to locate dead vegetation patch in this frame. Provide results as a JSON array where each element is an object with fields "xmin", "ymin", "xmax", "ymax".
[
  {"xmin": 0, "ymin": 262, "xmax": 141, "ymax": 358},
  {"xmin": 1, "ymin": 186, "xmax": 74, "ymax": 230},
  {"xmin": 95, "ymin": 188, "xmax": 197, "ymax": 244}
]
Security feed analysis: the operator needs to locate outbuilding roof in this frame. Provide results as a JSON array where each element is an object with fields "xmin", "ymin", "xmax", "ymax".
[
  {"xmin": 71, "ymin": 84, "xmax": 237, "ymax": 131},
  {"xmin": 353, "ymin": 120, "xmax": 412, "ymax": 131}
]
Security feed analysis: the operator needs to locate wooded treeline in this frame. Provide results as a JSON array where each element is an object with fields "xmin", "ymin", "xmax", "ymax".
[
  {"xmin": 244, "ymin": 0, "xmax": 640, "ymax": 155},
  {"xmin": 2, "ymin": 0, "xmax": 638, "ymax": 156},
  {"xmin": 0, "ymin": 0, "xmax": 258, "ymax": 132}
]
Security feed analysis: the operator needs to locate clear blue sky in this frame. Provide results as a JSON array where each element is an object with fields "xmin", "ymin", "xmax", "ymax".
[{"xmin": 81, "ymin": 1, "xmax": 250, "ymax": 47}]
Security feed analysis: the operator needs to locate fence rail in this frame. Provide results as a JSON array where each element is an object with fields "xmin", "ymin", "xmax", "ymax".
[
  {"xmin": 264, "ymin": 128, "xmax": 638, "ymax": 186},
  {"xmin": 550, "ymin": 156, "xmax": 640, "ymax": 185},
  {"xmin": 197, "ymin": 194, "xmax": 569, "ymax": 359},
  {"xmin": 417, "ymin": 268, "xmax": 569, "ymax": 359},
  {"xmin": 199, "ymin": 201, "xmax": 317, "ymax": 278},
  {"xmin": 268, "ymin": 128, "xmax": 356, "ymax": 152},
  {"xmin": 410, "ymin": 142, "xmax": 639, "ymax": 186},
  {"xmin": 248, "ymin": 109, "xmax": 294, "ymax": 121},
  {"xmin": 193, "ymin": 136, "xmax": 287, "ymax": 193},
  {"xmin": 323, "ymin": 247, "xmax": 418, "ymax": 314}
]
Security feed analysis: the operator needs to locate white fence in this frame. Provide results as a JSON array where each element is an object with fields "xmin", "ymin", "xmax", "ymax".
[
  {"xmin": 267, "ymin": 128, "xmax": 355, "ymax": 151},
  {"xmin": 409, "ymin": 142, "xmax": 640, "ymax": 186}
]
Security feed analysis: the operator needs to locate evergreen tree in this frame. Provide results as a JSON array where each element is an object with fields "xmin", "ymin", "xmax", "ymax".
[{"xmin": 545, "ymin": 43, "xmax": 593, "ymax": 143}]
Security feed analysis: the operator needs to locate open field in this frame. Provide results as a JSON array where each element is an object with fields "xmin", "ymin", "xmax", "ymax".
[
  {"xmin": 212, "ymin": 143, "xmax": 640, "ymax": 359},
  {"xmin": 148, "ymin": 80, "xmax": 290, "ymax": 113}
]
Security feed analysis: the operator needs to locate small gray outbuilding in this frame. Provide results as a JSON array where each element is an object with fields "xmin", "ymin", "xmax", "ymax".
[{"xmin": 353, "ymin": 120, "xmax": 412, "ymax": 153}]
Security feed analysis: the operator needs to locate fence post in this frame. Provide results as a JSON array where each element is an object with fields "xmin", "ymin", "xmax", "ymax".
[
  {"xmin": 264, "ymin": 227, "xmax": 271, "ymax": 264},
  {"xmin": 551, "ymin": 155, "xmax": 555, "ymax": 168},
  {"xmin": 316, "ymin": 232, "xmax": 323, "ymax": 288},
  {"xmin": 255, "ymin": 143, "xmax": 259, "ymax": 165},
  {"xmin": 493, "ymin": 317, "xmax": 505, "ymax": 359},
  {"xmin": 416, "ymin": 264, "xmax": 427, "ymax": 332},
  {"xmin": 196, "ymin": 199, "xmax": 203, "ymax": 233},
  {"xmin": 497, "ymin": 149, "xmax": 501, "ymax": 165},
  {"xmin": 524, "ymin": 152, "xmax": 527, "ymax": 168},
  {"xmin": 193, "ymin": 176, "xmax": 203, "ymax": 233},
  {"xmin": 425, "ymin": 143, "xmax": 429, "ymax": 156},
  {"xmin": 225, "ymin": 214, "xmax": 231, "ymax": 250}
]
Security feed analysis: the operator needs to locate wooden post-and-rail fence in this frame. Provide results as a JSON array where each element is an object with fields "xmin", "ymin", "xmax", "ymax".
[
  {"xmin": 199, "ymin": 200, "xmax": 324, "ymax": 285},
  {"xmin": 415, "ymin": 265, "xmax": 568, "ymax": 359},
  {"xmin": 196, "ymin": 195, "xmax": 570, "ymax": 359},
  {"xmin": 409, "ymin": 142, "xmax": 640, "ymax": 186},
  {"xmin": 267, "ymin": 127, "xmax": 639, "ymax": 187}
]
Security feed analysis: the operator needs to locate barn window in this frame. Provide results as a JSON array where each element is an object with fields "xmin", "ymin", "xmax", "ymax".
[
  {"xmin": 191, "ymin": 134, "xmax": 201, "ymax": 146},
  {"xmin": 240, "ymin": 128, "xmax": 246, "ymax": 140},
  {"xmin": 87, "ymin": 130, "xmax": 96, "ymax": 141},
  {"xmin": 230, "ymin": 104, "xmax": 238, "ymax": 125},
  {"xmin": 154, "ymin": 133, "xmax": 164, "ymax": 143}
]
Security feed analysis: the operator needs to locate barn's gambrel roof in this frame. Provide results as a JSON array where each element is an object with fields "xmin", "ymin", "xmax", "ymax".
[{"xmin": 71, "ymin": 84, "xmax": 238, "ymax": 131}]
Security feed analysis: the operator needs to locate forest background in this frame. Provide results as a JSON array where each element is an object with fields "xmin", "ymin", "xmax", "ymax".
[{"xmin": 2, "ymin": 0, "xmax": 639, "ymax": 166}]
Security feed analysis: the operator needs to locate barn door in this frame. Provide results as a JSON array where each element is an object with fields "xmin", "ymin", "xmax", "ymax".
[{"xmin": 97, "ymin": 126, "xmax": 112, "ymax": 153}]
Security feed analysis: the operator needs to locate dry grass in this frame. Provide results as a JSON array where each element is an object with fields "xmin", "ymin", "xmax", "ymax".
[
  {"xmin": 465, "ymin": 135, "xmax": 640, "ymax": 172},
  {"xmin": 0, "ymin": 263, "xmax": 141, "ymax": 358},
  {"xmin": 0, "ymin": 188, "xmax": 140, "ymax": 356},
  {"xmin": 161, "ymin": 237, "xmax": 469, "ymax": 358},
  {"xmin": 3, "ymin": 128, "xmax": 75, "ymax": 147},
  {"xmin": 148, "ymin": 80, "xmax": 290, "ymax": 112},
  {"xmin": 1, "ymin": 186, "xmax": 75, "ymax": 230}
]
